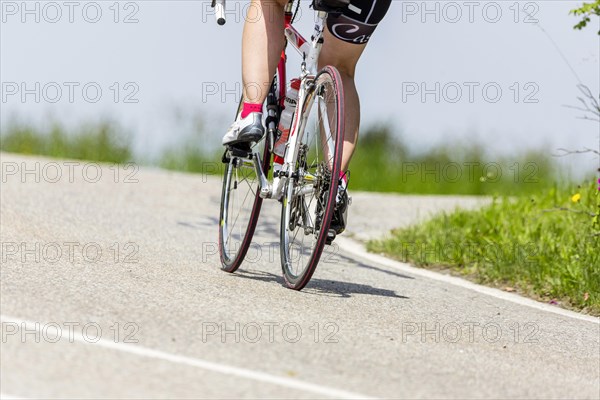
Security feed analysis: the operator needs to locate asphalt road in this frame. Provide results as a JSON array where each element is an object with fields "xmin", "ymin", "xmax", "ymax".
[{"xmin": 1, "ymin": 152, "xmax": 598, "ymax": 399}]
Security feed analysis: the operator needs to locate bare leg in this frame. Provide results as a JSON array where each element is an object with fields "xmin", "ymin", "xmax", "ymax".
[
  {"xmin": 318, "ymin": 28, "xmax": 367, "ymax": 172},
  {"xmin": 241, "ymin": 0, "xmax": 288, "ymax": 105}
]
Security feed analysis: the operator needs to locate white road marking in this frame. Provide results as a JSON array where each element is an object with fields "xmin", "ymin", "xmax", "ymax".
[
  {"xmin": 0, "ymin": 315, "xmax": 375, "ymax": 399},
  {"xmin": 337, "ymin": 237, "xmax": 600, "ymax": 325}
]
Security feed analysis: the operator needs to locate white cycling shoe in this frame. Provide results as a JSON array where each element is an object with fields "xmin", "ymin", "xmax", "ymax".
[{"xmin": 222, "ymin": 112, "xmax": 265, "ymax": 146}]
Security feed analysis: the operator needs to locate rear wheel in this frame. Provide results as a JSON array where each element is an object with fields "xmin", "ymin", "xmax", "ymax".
[
  {"xmin": 218, "ymin": 140, "xmax": 270, "ymax": 273},
  {"xmin": 280, "ymin": 66, "xmax": 345, "ymax": 290}
]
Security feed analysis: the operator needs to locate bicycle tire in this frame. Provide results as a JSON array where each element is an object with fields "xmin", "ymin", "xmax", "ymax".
[
  {"xmin": 217, "ymin": 83, "xmax": 278, "ymax": 273},
  {"xmin": 280, "ymin": 66, "xmax": 345, "ymax": 290}
]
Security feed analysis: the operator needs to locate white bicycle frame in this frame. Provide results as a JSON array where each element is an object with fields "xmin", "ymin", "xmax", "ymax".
[{"xmin": 213, "ymin": 0, "xmax": 329, "ymax": 200}]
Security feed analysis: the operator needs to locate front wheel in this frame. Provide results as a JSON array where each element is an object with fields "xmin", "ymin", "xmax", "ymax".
[{"xmin": 280, "ymin": 66, "xmax": 345, "ymax": 290}]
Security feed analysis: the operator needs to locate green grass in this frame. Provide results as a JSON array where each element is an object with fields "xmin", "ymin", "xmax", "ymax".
[
  {"xmin": 368, "ymin": 181, "xmax": 600, "ymax": 315},
  {"xmin": 349, "ymin": 124, "xmax": 557, "ymax": 195},
  {"xmin": 1, "ymin": 121, "xmax": 560, "ymax": 196},
  {"xmin": 159, "ymin": 123, "xmax": 560, "ymax": 196},
  {"xmin": 0, "ymin": 122, "xmax": 132, "ymax": 163},
  {"xmin": 159, "ymin": 141, "xmax": 221, "ymax": 175},
  {"xmin": 0, "ymin": 122, "xmax": 557, "ymax": 195}
]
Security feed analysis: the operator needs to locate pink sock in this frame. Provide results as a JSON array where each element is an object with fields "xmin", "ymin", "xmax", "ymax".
[
  {"xmin": 241, "ymin": 102, "xmax": 262, "ymax": 119},
  {"xmin": 339, "ymin": 171, "xmax": 348, "ymax": 183},
  {"xmin": 339, "ymin": 171, "xmax": 348, "ymax": 188}
]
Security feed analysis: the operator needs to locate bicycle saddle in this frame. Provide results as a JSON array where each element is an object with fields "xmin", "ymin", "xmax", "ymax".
[{"xmin": 311, "ymin": 0, "xmax": 350, "ymax": 14}]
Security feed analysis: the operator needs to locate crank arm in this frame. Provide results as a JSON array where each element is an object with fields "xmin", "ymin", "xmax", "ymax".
[{"xmin": 252, "ymin": 152, "xmax": 272, "ymax": 199}]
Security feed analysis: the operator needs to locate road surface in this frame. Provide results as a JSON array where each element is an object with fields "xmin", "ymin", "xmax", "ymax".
[{"xmin": 1, "ymin": 153, "xmax": 598, "ymax": 399}]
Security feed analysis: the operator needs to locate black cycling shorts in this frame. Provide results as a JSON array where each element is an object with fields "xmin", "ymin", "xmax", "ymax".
[{"xmin": 326, "ymin": 0, "xmax": 392, "ymax": 44}]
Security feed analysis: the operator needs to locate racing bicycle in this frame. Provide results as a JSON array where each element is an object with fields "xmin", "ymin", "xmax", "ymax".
[{"xmin": 214, "ymin": 0, "xmax": 349, "ymax": 290}]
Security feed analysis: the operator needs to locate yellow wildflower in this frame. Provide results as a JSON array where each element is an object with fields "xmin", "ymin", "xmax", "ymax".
[{"xmin": 571, "ymin": 193, "xmax": 581, "ymax": 203}]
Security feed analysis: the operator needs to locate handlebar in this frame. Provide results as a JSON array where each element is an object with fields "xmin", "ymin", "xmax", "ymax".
[{"xmin": 211, "ymin": 0, "xmax": 226, "ymax": 25}]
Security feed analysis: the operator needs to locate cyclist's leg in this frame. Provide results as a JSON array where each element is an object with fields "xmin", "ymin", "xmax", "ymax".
[
  {"xmin": 318, "ymin": 0, "xmax": 392, "ymax": 170},
  {"xmin": 241, "ymin": 0, "xmax": 288, "ymax": 105},
  {"xmin": 317, "ymin": 32, "xmax": 364, "ymax": 238},
  {"xmin": 318, "ymin": 30, "xmax": 366, "ymax": 172},
  {"xmin": 222, "ymin": 0, "xmax": 287, "ymax": 145}
]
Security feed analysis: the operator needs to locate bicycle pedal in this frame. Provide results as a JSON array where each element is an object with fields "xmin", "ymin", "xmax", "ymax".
[{"xmin": 325, "ymin": 229, "xmax": 336, "ymax": 245}]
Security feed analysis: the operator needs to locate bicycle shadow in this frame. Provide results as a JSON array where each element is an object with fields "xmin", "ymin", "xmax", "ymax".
[
  {"xmin": 330, "ymin": 251, "xmax": 415, "ymax": 280},
  {"xmin": 177, "ymin": 217, "xmax": 415, "ymax": 299},
  {"xmin": 177, "ymin": 216, "xmax": 414, "ymax": 287},
  {"xmin": 233, "ymin": 270, "xmax": 409, "ymax": 299}
]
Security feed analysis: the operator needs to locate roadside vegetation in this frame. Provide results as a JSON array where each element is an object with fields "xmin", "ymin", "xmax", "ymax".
[
  {"xmin": 1, "ymin": 121, "xmax": 559, "ymax": 196},
  {"xmin": 0, "ymin": 121, "xmax": 132, "ymax": 163},
  {"xmin": 349, "ymin": 125, "xmax": 557, "ymax": 195},
  {"xmin": 368, "ymin": 181, "xmax": 600, "ymax": 315},
  {"xmin": 369, "ymin": 1, "xmax": 600, "ymax": 315}
]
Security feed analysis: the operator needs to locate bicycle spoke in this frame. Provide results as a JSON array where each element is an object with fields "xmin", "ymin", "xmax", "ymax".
[
  {"xmin": 227, "ymin": 167, "xmax": 255, "ymax": 247},
  {"xmin": 318, "ymin": 97, "xmax": 335, "ymax": 161}
]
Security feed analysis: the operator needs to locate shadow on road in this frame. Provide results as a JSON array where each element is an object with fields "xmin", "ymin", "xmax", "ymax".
[
  {"xmin": 333, "ymin": 253, "xmax": 415, "ymax": 280},
  {"xmin": 178, "ymin": 217, "xmax": 412, "ymax": 280},
  {"xmin": 233, "ymin": 270, "xmax": 409, "ymax": 300}
]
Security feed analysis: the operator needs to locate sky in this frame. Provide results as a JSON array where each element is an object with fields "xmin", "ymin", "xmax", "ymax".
[{"xmin": 1, "ymin": 0, "xmax": 599, "ymax": 175}]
